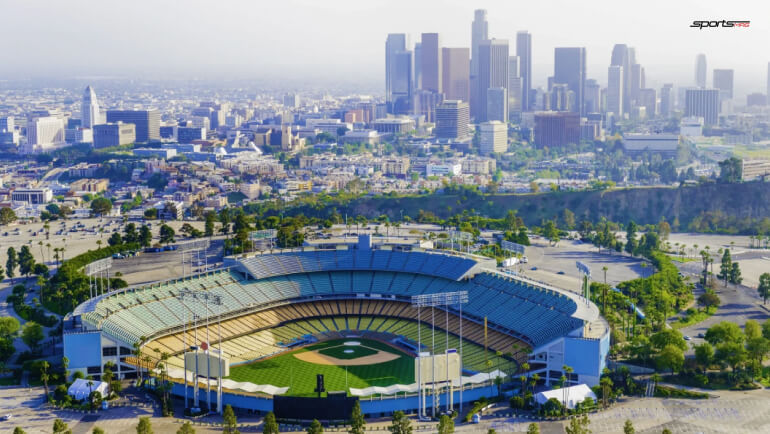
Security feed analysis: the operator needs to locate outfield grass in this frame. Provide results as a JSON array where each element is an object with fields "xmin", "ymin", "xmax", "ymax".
[{"xmin": 227, "ymin": 339, "xmax": 414, "ymax": 396}]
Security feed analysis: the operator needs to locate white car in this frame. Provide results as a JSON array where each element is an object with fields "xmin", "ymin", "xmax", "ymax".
[{"xmin": 1, "ymin": 414, "xmax": 12, "ymax": 421}]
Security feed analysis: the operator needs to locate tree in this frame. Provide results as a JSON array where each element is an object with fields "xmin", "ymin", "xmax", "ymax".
[
  {"xmin": 437, "ymin": 414, "xmax": 454, "ymax": 434},
  {"xmin": 388, "ymin": 411, "xmax": 412, "ymax": 434},
  {"xmin": 624, "ymin": 419, "xmax": 635, "ymax": 434},
  {"xmin": 262, "ymin": 411, "xmax": 279, "ymax": 434},
  {"xmin": 22, "ymin": 321, "xmax": 44, "ymax": 352},
  {"xmin": 694, "ymin": 342, "xmax": 714, "ymax": 368},
  {"xmin": 176, "ymin": 422, "xmax": 195, "ymax": 434},
  {"xmin": 147, "ymin": 173, "xmax": 168, "ymax": 190},
  {"xmin": 205, "ymin": 212, "xmax": 216, "ymax": 237},
  {"xmin": 40, "ymin": 360, "xmax": 50, "ymax": 400},
  {"xmin": 562, "ymin": 209, "xmax": 576, "ymax": 230},
  {"xmin": 349, "ymin": 400, "xmax": 365, "ymax": 434},
  {"xmin": 650, "ymin": 328, "xmax": 687, "ymax": 352},
  {"xmin": 718, "ymin": 157, "xmax": 742, "ymax": 183},
  {"xmin": 136, "ymin": 416, "xmax": 153, "ymax": 434},
  {"xmin": 564, "ymin": 415, "xmax": 591, "ymax": 434},
  {"xmin": 90, "ymin": 197, "xmax": 113, "ymax": 216},
  {"xmin": 624, "ymin": 221, "xmax": 638, "ymax": 255},
  {"xmin": 124, "ymin": 223, "xmax": 138, "ymax": 243},
  {"xmin": 717, "ymin": 249, "xmax": 732, "ymax": 287},
  {"xmin": 139, "ymin": 225, "xmax": 152, "ymax": 247},
  {"xmin": 759, "ymin": 273, "xmax": 770, "ymax": 304},
  {"xmin": 18, "ymin": 245, "xmax": 35, "ymax": 278},
  {"xmin": 705, "ymin": 321, "xmax": 745, "ymax": 346},
  {"xmin": 0, "ymin": 317, "xmax": 20, "ymax": 338},
  {"xmin": 526, "ymin": 424, "xmax": 540, "ymax": 434},
  {"xmin": 223, "ymin": 404, "xmax": 239, "ymax": 434},
  {"xmin": 656, "ymin": 344, "xmax": 685, "ymax": 373},
  {"xmin": 6, "ymin": 247, "xmax": 16, "ymax": 282},
  {"xmin": 543, "ymin": 220, "xmax": 560, "ymax": 246},
  {"xmin": 53, "ymin": 418, "xmax": 71, "ymax": 434},
  {"xmin": 730, "ymin": 262, "xmax": 742, "ymax": 285},
  {"xmin": 306, "ymin": 419, "xmax": 323, "ymax": 434},
  {"xmin": 144, "ymin": 208, "xmax": 158, "ymax": 220},
  {"xmin": 0, "ymin": 207, "xmax": 17, "ymax": 225},
  {"xmin": 159, "ymin": 224, "xmax": 175, "ymax": 244},
  {"xmin": 697, "ymin": 291, "xmax": 720, "ymax": 313},
  {"xmin": 13, "ymin": 427, "xmax": 26, "ymax": 434},
  {"xmin": 108, "ymin": 232, "xmax": 123, "ymax": 246}
]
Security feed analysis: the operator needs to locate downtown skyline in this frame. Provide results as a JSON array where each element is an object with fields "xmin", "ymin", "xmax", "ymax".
[{"xmin": 0, "ymin": 0, "xmax": 767, "ymax": 99}]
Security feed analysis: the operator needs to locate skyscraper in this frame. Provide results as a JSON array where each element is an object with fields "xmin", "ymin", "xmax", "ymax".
[
  {"xmin": 435, "ymin": 100, "xmax": 470, "ymax": 140},
  {"xmin": 442, "ymin": 47, "xmax": 470, "ymax": 102},
  {"xmin": 554, "ymin": 47, "xmax": 586, "ymax": 114},
  {"xmin": 584, "ymin": 79, "xmax": 600, "ymax": 113},
  {"xmin": 610, "ymin": 44, "xmax": 631, "ymax": 113},
  {"xmin": 106, "ymin": 110, "xmax": 160, "ymax": 142},
  {"xmin": 638, "ymin": 88, "xmax": 656, "ymax": 118},
  {"xmin": 607, "ymin": 65, "xmax": 624, "ymax": 116},
  {"xmin": 390, "ymin": 50, "xmax": 414, "ymax": 114},
  {"xmin": 486, "ymin": 87, "xmax": 508, "ymax": 122},
  {"xmin": 696, "ymin": 54, "xmax": 707, "ymax": 87},
  {"xmin": 420, "ymin": 33, "xmax": 441, "ymax": 93},
  {"xmin": 516, "ymin": 32, "xmax": 532, "ymax": 112},
  {"xmin": 385, "ymin": 34, "xmax": 407, "ymax": 107},
  {"xmin": 478, "ymin": 39, "xmax": 509, "ymax": 122},
  {"xmin": 508, "ymin": 56, "xmax": 522, "ymax": 119},
  {"xmin": 630, "ymin": 63, "xmax": 645, "ymax": 107},
  {"xmin": 713, "ymin": 69, "xmax": 734, "ymax": 100},
  {"xmin": 414, "ymin": 43, "xmax": 422, "ymax": 90},
  {"xmin": 470, "ymin": 9, "xmax": 488, "ymax": 78},
  {"xmin": 470, "ymin": 10, "xmax": 489, "ymax": 120},
  {"xmin": 660, "ymin": 84, "xmax": 674, "ymax": 117},
  {"xmin": 81, "ymin": 86, "xmax": 101, "ymax": 128},
  {"xmin": 685, "ymin": 88, "xmax": 719, "ymax": 125}
]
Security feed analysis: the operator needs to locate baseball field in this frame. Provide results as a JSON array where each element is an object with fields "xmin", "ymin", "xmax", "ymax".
[{"xmin": 226, "ymin": 338, "xmax": 415, "ymax": 396}]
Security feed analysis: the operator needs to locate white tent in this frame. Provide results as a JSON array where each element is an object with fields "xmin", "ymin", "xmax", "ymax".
[
  {"xmin": 68, "ymin": 378, "xmax": 109, "ymax": 400},
  {"xmin": 534, "ymin": 384, "xmax": 596, "ymax": 409}
]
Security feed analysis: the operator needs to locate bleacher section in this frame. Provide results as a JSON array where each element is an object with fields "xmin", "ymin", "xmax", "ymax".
[
  {"xmin": 238, "ymin": 250, "xmax": 476, "ymax": 281},
  {"xmin": 83, "ymin": 251, "xmax": 583, "ymax": 353}
]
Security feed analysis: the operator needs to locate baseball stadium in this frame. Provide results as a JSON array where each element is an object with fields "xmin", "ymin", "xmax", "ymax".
[{"xmin": 63, "ymin": 236, "xmax": 609, "ymax": 418}]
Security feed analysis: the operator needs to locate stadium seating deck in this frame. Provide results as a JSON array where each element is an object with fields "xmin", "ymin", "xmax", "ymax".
[{"xmin": 84, "ymin": 251, "xmax": 583, "ymax": 350}]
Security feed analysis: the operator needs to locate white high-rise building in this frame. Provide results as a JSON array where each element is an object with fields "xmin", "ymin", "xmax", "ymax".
[
  {"xmin": 82, "ymin": 86, "xmax": 102, "ymax": 128},
  {"xmin": 24, "ymin": 116, "xmax": 66, "ymax": 154},
  {"xmin": 607, "ymin": 65, "xmax": 624, "ymax": 116},
  {"xmin": 479, "ymin": 120, "xmax": 508, "ymax": 155}
]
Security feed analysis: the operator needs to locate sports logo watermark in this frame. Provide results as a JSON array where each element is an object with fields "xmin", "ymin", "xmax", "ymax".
[{"xmin": 691, "ymin": 20, "xmax": 750, "ymax": 29}]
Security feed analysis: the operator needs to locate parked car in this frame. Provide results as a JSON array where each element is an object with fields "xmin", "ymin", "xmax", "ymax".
[{"xmin": 163, "ymin": 245, "xmax": 178, "ymax": 251}]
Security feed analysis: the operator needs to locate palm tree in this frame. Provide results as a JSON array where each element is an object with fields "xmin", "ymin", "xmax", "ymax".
[
  {"xmin": 45, "ymin": 243, "xmax": 51, "ymax": 264},
  {"xmin": 562, "ymin": 365, "xmax": 574, "ymax": 411},
  {"xmin": 43, "ymin": 223, "xmax": 50, "ymax": 240},
  {"xmin": 38, "ymin": 241, "xmax": 44, "ymax": 263},
  {"xmin": 96, "ymin": 240, "xmax": 102, "ymax": 250},
  {"xmin": 40, "ymin": 361, "xmax": 50, "ymax": 401},
  {"xmin": 602, "ymin": 266, "xmax": 608, "ymax": 285},
  {"xmin": 600, "ymin": 376, "xmax": 613, "ymax": 407}
]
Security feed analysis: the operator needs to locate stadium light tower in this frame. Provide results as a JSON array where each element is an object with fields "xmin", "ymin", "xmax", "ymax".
[
  {"xmin": 85, "ymin": 257, "xmax": 112, "ymax": 298},
  {"xmin": 411, "ymin": 291, "xmax": 468, "ymax": 419},
  {"xmin": 178, "ymin": 287, "xmax": 224, "ymax": 414}
]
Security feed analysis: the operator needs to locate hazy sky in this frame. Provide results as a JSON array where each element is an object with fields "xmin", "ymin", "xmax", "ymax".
[{"xmin": 2, "ymin": 0, "xmax": 768, "ymax": 96}]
